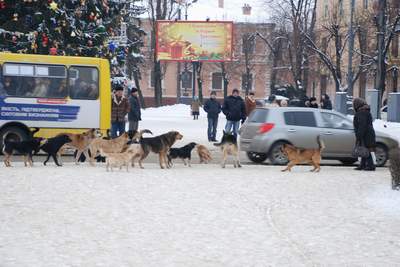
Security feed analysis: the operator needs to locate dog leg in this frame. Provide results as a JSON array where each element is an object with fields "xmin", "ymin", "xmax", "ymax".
[
  {"xmin": 82, "ymin": 150, "xmax": 91, "ymax": 164},
  {"xmin": 53, "ymin": 154, "xmax": 62, "ymax": 167},
  {"xmin": 188, "ymin": 159, "xmax": 191, "ymax": 167},
  {"xmin": 43, "ymin": 154, "xmax": 51, "ymax": 166},
  {"xmin": 159, "ymin": 153, "xmax": 165, "ymax": 169},
  {"xmin": 74, "ymin": 150, "xmax": 83, "ymax": 165},
  {"xmin": 237, "ymin": 153, "xmax": 242, "ymax": 168},
  {"xmin": 221, "ymin": 150, "xmax": 227, "ymax": 168},
  {"xmin": 28, "ymin": 153, "xmax": 33, "ymax": 167},
  {"xmin": 23, "ymin": 155, "xmax": 27, "ymax": 167}
]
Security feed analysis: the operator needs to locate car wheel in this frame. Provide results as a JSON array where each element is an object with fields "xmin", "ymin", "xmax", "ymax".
[
  {"xmin": 0, "ymin": 126, "xmax": 29, "ymax": 152},
  {"xmin": 340, "ymin": 159, "xmax": 358, "ymax": 166},
  {"xmin": 247, "ymin": 152, "xmax": 268, "ymax": 163},
  {"xmin": 268, "ymin": 141, "xmax": 289, "ymax": 165},
  {"xmin": 375, "ymin": 143, "xmax": 388, "ymax": 167}
]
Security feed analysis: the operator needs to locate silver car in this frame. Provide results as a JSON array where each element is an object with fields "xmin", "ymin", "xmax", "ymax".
[{"xmin": 239, "ymin": 107, "xmax": 398, "ymax": 167}]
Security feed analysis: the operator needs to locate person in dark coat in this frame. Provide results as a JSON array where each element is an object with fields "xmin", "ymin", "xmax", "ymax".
[
  {"xmin": 128, "ymin": 87, "xmax": 141, "ymax": 139},
  {"xmin": 321, "ymin": 94, "xmax": 333, "ymax": 110},
  {"xmin": 222, "ymin": 88, "xmax": 246, "ymax": 137},
  {"xmin": 111, "ymin": 85, "xmax": 129, "ymax": 138},
  {"xmin": 309, "ymin": 97, "xmax": 319, "ymax": 108},
  {"xmin": 353, "ymin": 98, "xmax": 376, "ymax": 171},
  {"xmin": 203, "ymin": 91, "xmax": 221, "ymax": 141}
]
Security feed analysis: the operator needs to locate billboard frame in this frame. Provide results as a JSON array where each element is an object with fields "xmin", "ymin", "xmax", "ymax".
[{"xmin": 155, "ymin": 20, "xmax": 234, "ymax": 63}]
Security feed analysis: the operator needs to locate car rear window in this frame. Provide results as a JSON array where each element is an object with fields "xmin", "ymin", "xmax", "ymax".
[
  {"xmin": 284, "ymin": 111, "xmax": 316, "ymax": 127},
  {"xmin": 248, "ymin": 109, "xmax": 269, "ymax": 123}
]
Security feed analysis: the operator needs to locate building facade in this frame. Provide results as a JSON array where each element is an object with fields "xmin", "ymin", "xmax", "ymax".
[
  {"xmin": 315, "ymin": 0, "xmax": 400, "ymax": 101},
  {"xmin": 136, "ymin": 20, "xmax": 277, "ymax": 106}
]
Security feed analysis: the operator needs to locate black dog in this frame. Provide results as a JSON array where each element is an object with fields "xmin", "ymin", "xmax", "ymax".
[
  {"xmin": 167, "ymin": 142, "xmax": 197, "ymax": 167},
  {"xmin": 40, "ymin": 135, "xmax": 71, "ymax": 166},
  {"xmin": 3, "ymin": 137, "xmax": 46, "ymax": 167}
]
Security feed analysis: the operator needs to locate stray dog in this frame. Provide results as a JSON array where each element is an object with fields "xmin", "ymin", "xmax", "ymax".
[
  {"xmin": 88, "ymin": 132, "xmax": 130, "ymax": 165},
  {"xmin": 196, "ymin": 144, "xmax": 212, "ymax": 164},
  {"xmin": 167, "ymin": 142, "xmax": 197, "ymax": 167},
  {"xmin": 3, "ymin": 137, "xmax": 46, "ymax": 167},
  {"xmin": 214, "ymin": 131, "xmax": 241, "ymax": 168},
  {"xmin": 281, "ymin": 136, "xmax": 325, "ymax": 172},
  {"xmin": 57, "ymin": 128, "xmax": 101, "ymax": 164},
  {"xmin": 101, "ymin": 146, "xmax": 141, "ymax": 172},
  {"xmin": 40, "ymin": 135, "xmax": 72, "ymax": 166},
  {"xmin": 138, "ymin": 131, "xmax": 183, "ymax": 169}
]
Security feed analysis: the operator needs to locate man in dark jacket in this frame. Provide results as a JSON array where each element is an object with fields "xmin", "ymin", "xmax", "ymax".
[
  {"xmin": 203, "ymin": 91, "xmax": 221, "ymax": 141},
  {"xmin": 128, "ymin": 87, "xmax": 141, "ymax": 139},
  {"xmin": 222, "ymin": 88, "xmax": 246, "ymax": 137},
  {"xmin": 353, "ymin": 98, "xmax": 376, "ymax": 171},
  {"xmin": 111, "ymin": 85, "xmax": 129, "ymax": 138},
  {"xmin": 321, "ymin": 94, "xmax": 333, "ymax": 110}
]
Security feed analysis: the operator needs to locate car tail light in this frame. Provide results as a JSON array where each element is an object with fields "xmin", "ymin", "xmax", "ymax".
[{"xmin": 259, "ymin": 123, "xmax": 275, "ymax": 134}]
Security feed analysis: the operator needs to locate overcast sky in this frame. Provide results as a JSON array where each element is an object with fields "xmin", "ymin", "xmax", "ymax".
[{"xmin": 185, "ymin": 0, "xmax": 270, "ymax": 23}]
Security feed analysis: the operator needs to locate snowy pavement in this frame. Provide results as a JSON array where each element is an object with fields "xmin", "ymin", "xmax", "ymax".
[{"xmin": 1, "ymin": 163, "xmax": 400, "ymax": 266}]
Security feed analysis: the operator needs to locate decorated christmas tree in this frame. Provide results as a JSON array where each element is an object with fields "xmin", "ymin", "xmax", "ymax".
[{"xmin": 0, "ymin": 0, "xmax": 145, "ymax": 80}]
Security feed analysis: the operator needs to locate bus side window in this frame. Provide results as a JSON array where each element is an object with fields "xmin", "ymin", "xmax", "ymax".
[
  {"xmin": 3, "ymin": 76, "xmax": 19, "ymax": 96},
  {"xmin": 69, "ymin": 66, "xmax": 99, "ymax": 100},
  {"xmin": 0, "ymin": 67, "xmax": 5, "ymax": 96}
]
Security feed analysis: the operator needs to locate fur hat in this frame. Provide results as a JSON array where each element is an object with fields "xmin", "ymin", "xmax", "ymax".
[{"xmin": 353, "ymin": 97, "xmax": 367, "ymax": 112}]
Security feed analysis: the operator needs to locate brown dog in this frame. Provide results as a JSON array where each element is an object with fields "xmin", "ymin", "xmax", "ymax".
[
  {"xmin": 57, "ymin": 128, "xmax": 101, "ymax": 164},
  {"xmin": 101, "ymin": 145, "xmax": 140, "ymax": 172},
  {"xmin": 88, "ymin": 132, "xmax": 130, "ymax": 165},
  {"xmin": 281, "ymin": 136, "xmax": 325, "ymax": 172},
  {"xmin": 138, "ymin": 131, "xmax": 183, "ymax": 169},
  {"xmin": 196, "ymin": 144, "xmax": 212, "ymax": 164}
]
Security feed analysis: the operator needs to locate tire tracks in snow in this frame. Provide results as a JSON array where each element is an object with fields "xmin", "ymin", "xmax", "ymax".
[{"xmin": 263, "ymin": 202, "xmax": 318, "ymax": 267}]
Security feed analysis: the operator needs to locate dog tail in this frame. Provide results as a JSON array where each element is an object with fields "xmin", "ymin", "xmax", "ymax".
[
  {"xmin": 30, "ymin": 127, "xmax": 40, "ymax": 137},
  {"xmin": 2, "ymin": 131, "xmax": 12, "ymax": 147},
  {"xmin": 317, "ymin": 135, "xmax": 325, "ymax": 151},
  {"xmin": 133, "ymin": 129, "xmax": 153, "ymax": 141}
]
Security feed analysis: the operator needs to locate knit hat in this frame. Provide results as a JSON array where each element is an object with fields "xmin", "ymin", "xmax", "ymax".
[{"xmin": 130, "ymin": 87, "xmax": 138, "ymax": 93}]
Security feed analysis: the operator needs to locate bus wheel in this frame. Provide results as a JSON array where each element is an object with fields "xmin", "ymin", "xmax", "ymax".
[{"xmin": 0, "ymin": 127, "xmax": 29, "ymax": 152}]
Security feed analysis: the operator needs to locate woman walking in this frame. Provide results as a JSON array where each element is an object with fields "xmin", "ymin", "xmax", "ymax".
[{"xmin": 353, "ymin": 98, "xmax": 376, "ymax": 171}]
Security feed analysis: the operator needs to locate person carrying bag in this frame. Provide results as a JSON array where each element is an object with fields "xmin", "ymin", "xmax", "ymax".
[{"xmin": 352, "ymin": 98, "xmax": 377, "ymax": 171}]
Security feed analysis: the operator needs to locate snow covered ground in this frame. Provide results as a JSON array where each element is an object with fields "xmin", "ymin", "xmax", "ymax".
[
  {"xmin": 1, "ymin": 163, "xmax": 400, "ymax": 266},
  {"xmin": 1, "ymin": 104, "xmax": 400, "ymax": 266}
]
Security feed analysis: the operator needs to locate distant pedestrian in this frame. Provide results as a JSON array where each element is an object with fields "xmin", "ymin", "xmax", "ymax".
[
  {"xmin": 309, "ymin": 97, "xmax": 319, "ymax": 108},
  {"xmin": 128, "ymin": 87, "xmax": 141, "ymax": 139},
  {"xmin": 191, "ymin": 96, "xmax": 200, "ymax": 120},
  {"xmin": 245, "ymin": 92, "xmax": 257, "ymax": 117},
  {"xmin": 265, "ymin": 94, "xmax": 279, "ymax": 107},
  {"xmin": 321, "ymin": 94, "xmax": 333, "ymax": 110},
  {"xmin": 222, "ymin": 88, "xmax": 246, "ymax": 137},
  {"xmin": 280, "ymin": 99, "xmax": 288, "ymax": 107},
  {"xmin": 111, "ymin": 85, "xmax": 129, "ymax": 138},
  {"xmin": 353, "ymin": 98, "xmax": 376, "ymax": 171},
  {"xmin": 203, "ymin": 91, "xmax": 221, "ymax": 142}
]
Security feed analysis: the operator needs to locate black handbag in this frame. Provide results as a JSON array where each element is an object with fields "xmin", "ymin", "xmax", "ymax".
[{"xmin": 353, "ymin": 144, "xmax": 370, "ymax": 158}]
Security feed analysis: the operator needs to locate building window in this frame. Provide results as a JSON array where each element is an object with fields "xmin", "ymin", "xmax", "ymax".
[
  {"xmin": 242, "ymin": 35, "xmax": 255, "ymax": 54},
  {"xmin": 211, "ymin": 72, "xmax": 223, "ymax": 90},
  {"xmin": 324, "ymin": 0, "xmax": 329, "ymax": 18},
  {"xmin": 339, "ymin": 0, "xmax": 344, "ymax": 16},
  {"xmin": 180, "ymin": 71, "xmax": 192, "ymax": 89},
  {"xmin": 363, "ymin": 0, "xmax": 368, "ymax": 9},
  {"xmin": 241, "ymin": 73, "xmax": 253, "ymax": 91}
]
